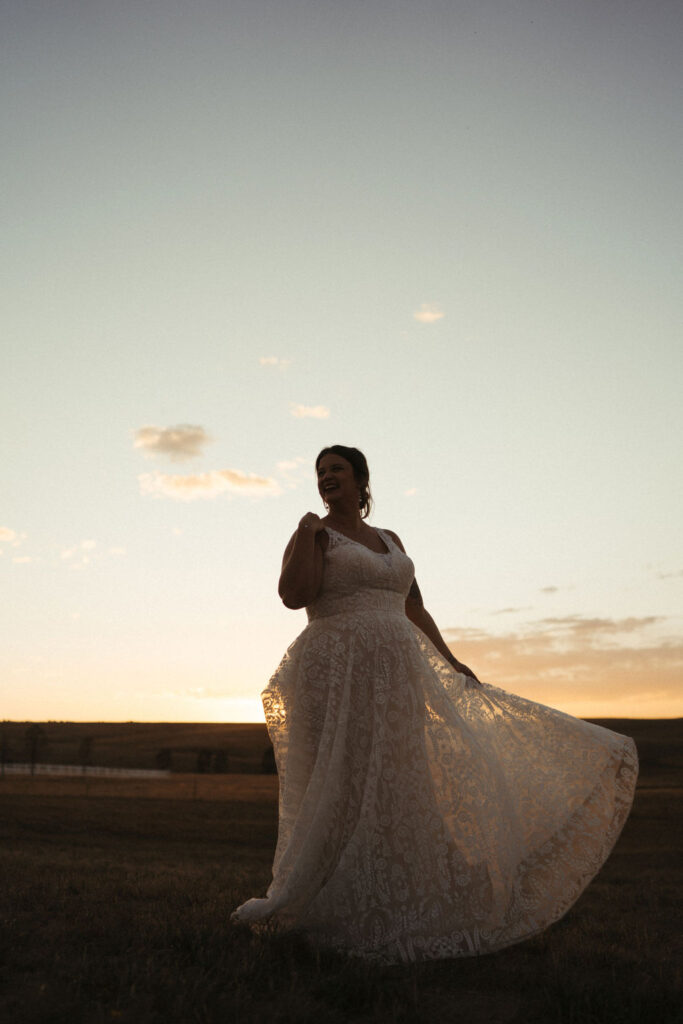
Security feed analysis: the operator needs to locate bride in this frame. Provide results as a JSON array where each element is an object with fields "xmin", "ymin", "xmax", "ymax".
[{"xmin": 232, "ymin": 445, "xmax": 638, "ymax": 963}]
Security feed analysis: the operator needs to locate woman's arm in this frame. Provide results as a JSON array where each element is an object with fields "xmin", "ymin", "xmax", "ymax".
[
  {"xmin": 405, "ymin": 578, "xmax": 480, "ymax": 682},
  {"xmin": 385, "ymin": 530, "xmax": 480, "ymax": 683},
  {"xmin": 278, "ymin": 513, "xmax": 326, "ymax": 609}
]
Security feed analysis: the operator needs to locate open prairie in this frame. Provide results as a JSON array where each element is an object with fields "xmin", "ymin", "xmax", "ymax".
[{"xmin": 1, "ymin": 720, "xmax": 681, "ymax": 1024}]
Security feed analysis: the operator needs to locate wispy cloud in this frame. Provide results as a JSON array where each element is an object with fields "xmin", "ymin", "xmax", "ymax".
[
  {"xmin": 277, "ymin": 456, "xmax": 309, "ymax": 488},
  {"xmin": 536, "ymin": 615, "xmax": 663, "ymax": 640},
  {"xmin": 444, "ymin": 614, "xmax": 683, "ymax": 716},
  {"xmin": 259, "ymin": 356, "xmax": 291, "ymax": 369},
  {"xmin": 540, "ymin": 585, "xmax": 560, "ymax": 594},
  {"xmin": 657, "ymin": 569, "xmax": 683, "ymax": 579},
  {"xmin": 277, "ymin": 458, "xmax": 306, "ymax": 473},
  {"xmin": 139, "ymin": 468, "xmax": 282, "ymax": 500},
  {"xmin": 133, "ymin": 425, "xmax": 211, "ymax": 462},
  {"xmin": 404, "ymin": 488, "xmax": 417, "ymax": 497},
  {"xmin": 290, "ymin": 403, "xmax": 330, "ymax": 419},
  {"xmin": 491, "ymin": 606, "xmax": 531, "ymax": 615},
  {"xmin": 185, "ymin": 686, "xmax": 234, "ymax": 699},
  {"xmin": 413, "ymin": 303, "xmax": 444, "ymax": 324},
  {"xmin": 61, "ymin": 539, "xmax": 98, "ymax": 567},
  {"xmin": 0, "ymin": 527, "xmax": 26, "ymax": 549}
]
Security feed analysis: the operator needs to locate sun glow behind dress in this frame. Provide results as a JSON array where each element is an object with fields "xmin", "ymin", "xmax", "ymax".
[{"xmin": 232, "ymin": 528, "xmax": 638, "ymax": 962}]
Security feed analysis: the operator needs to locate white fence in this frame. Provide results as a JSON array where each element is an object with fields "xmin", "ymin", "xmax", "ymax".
[{"xmin": 1, "ymin": 763, "xmax": 170, "ymax": 779}]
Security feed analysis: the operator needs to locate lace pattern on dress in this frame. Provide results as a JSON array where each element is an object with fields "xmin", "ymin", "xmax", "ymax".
[{"xmin": 233, "ymin": 526, "xmax": 638, "ymax": 962}]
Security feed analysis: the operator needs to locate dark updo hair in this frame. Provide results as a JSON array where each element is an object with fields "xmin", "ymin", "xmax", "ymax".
[{"xmin": 315, "ymin": 445, "xmax": 373, "ymax": 519}]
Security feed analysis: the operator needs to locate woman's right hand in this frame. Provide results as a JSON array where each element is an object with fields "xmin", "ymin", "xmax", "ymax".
[
  {"xmin": 298, "ymin": 512, "xmax": 325, "ymax": 534},
  {"xmin": 279, "ymin": 514, "xmax": 326, "ymax": 608}
]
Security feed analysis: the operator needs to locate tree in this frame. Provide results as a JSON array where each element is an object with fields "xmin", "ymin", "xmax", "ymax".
[
  {"xmin": 155, "ymin": 748, "xmax": 173, "ymax": 771},
  {"xmin": 261, "ymin": 745, "xmax": 277, "ymax": 774},
  {"xmin": 25, "ymin": 724, "xmax": 46, "ymax": 775},
  {"xmin": 78, "ymin": 735, "xmax": 94, "ymax": 774},
  {"xmin": 0, "ymin": 728, "xmax": 9, "ymax": 776}
]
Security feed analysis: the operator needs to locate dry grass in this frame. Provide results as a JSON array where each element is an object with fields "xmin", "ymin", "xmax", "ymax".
[
  {"xmin": 0, "ymin": 772, "xmax": 278, "ymax": 802},
  {"xmin": 1, "ymin": 786, "xmax": 680, "ymax": 1023},
  {"xmin": 1, "ymin": 719, "xmax": 681, "ymax": 1023}
]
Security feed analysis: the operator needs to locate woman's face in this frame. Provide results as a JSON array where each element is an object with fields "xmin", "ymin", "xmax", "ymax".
[{"xmin": 316, "ymin": 453, "xmax": 358, "ymax": 506}]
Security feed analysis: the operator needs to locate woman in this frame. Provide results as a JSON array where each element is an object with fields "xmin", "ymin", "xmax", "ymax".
[{"xmin": 232, "ymin": 445, "xmax": 638, "ymax": 963}]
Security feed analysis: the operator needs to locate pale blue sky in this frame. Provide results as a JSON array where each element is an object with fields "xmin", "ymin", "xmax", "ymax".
[{"xmin": 2, "ymin": 0, "xmax": 682, "ymax": 720}]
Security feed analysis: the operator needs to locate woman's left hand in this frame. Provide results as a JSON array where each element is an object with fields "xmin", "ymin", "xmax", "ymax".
[{"xmin": 450, "ymin": 657, "xmax": 481, "ymax": 686}]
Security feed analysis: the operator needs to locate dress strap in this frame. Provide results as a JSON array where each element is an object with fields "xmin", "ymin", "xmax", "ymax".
[{"xmin": 375, "ymin": 528, "xmax": 394, "ymax": 552}]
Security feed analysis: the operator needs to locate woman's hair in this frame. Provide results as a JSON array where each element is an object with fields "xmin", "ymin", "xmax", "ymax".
[{"xmin": 315, "ymin": 445, "xmax": 373, "ymax": 519}]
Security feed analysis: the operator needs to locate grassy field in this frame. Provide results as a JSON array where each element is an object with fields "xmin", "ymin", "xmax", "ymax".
[{"xmin": 1, "ymin": 720, "xmax": 681, "ymax": 1023}]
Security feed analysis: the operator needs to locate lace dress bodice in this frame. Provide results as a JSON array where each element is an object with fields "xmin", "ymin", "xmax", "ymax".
[{"xmin": 306, "ymin": 528, "xmax": 413, "ymax": 622}]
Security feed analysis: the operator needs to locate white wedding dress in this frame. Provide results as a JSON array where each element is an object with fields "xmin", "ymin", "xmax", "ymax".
[{"xmin": 232, "ymin": 528, "xmax": 638, "ymax": 962}]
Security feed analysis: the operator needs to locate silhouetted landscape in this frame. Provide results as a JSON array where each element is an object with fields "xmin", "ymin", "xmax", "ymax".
[
  {"xmin": 2, "ymin": 717, "xmax": 681, "ymax": 782},
  {"xmin": 1, "ymin": 721, "xmax": 272, "ymax": 775},
  {"xmin": 1, "ymin": 718, "xmax": 680, "ymax": 1022}
]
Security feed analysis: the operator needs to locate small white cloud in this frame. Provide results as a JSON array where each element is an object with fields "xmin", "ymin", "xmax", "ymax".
[
  {"xmin": 184, "ymin": 686, "xmax": 234, "ymax": 699},
  {"xmin": 0, "ymin": 527, "xmax": 26, "ymax": 548},
  {"xmin": 108, "ymin": 546, "xmax": 126, "ymax": 556},
  {"xmin": 133, "ymin": 424, "xmax": 211, "ymax": 461},
  {"xmin": 413, "ymin": 304, "xmax": 445, "ymax": 324},
  {"xmin": 290, "ymin": 403, "xmax": 330, "ymax": 419},
  {"xmin": 277, "ymin": 458, "xmax": 306, "ymax": 473},
  {"xmin": 139, "ymin": 468, "xmax": 282, "ymax": 501},
  {"xmin": 404, "ymin": 488, "xmax": 417, "ymax": 497},
  {"xmin": 172, "ymin": 527, "xmax": 183, "ymax": 536},
  {"xmin": 59, "ymin": 539, "xmax": 110, "ymax": 567},
  {"xmin": 259, "ymin": 356, "xmax": 291, "ymax": 369},
  {"xmin": 276, "ymin": 456, "xmax": 309, "ymax": 488},
  {"xmin": 13, "ymin": 556, "xmax": 32, "ymax": 564},
  {"xmin": 61, "ymin": 541, "xmax": 95, "ymax": 562}
]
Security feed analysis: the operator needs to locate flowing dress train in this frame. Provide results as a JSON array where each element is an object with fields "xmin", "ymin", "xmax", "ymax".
[{"xmin": 232, "ymin": 528, "xmax": 638, "ymax": 963}]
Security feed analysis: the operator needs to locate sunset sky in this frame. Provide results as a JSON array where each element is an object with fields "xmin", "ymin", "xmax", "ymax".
[{"xmin": 3, "ymin": 0, "xmax": 682, "ymax": 722}]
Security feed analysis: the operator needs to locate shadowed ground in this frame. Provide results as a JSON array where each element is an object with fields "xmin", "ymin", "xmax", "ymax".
[{"xmin": 1, "ymin": 720, "xmax": 680, "ymax": 1023}]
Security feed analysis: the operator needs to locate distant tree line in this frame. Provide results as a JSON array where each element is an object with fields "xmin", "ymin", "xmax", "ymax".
[
  {"xmin": 261, "ymin": 745, "xmax": 276, "ymax": 774},
  {"xmin": 0, "ymin": 723, "xmax": 277, "ymax": 776},
  {"xmin": 0, "ymin": 725, "xmax": 97, "ymax": 775},
  {"xmin": 154, "ymin": 747, "xmax": 231, "ymax": 773},
  {"xmin": 154, "ymin": 745, "xmax": 277, "ymax": 774}
]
